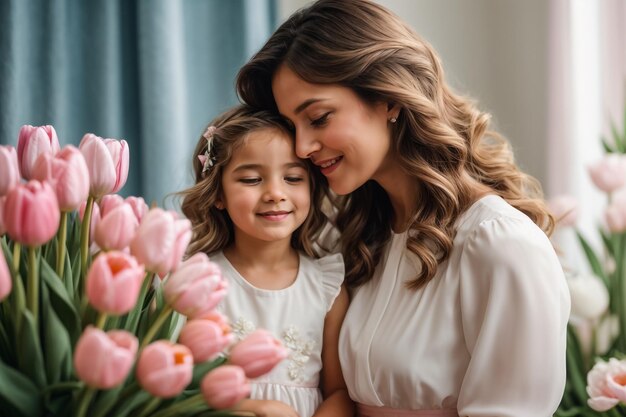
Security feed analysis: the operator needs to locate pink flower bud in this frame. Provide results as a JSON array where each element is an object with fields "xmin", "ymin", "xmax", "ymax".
[
  {"xmin": 606, "ymin": 203, "xmax": 626, "ymax": 233},
  {"xmin": 0, "ymin": 249, "xmax": 11, "ymax": 301},
  {"xmin": 130, "ymin": 208, "xmax": 191, "ymax": 275},
  {"xmin": 547, "ymin": 195, "xmax": 578, "ymax": 228},
  {"xmin": 125, "ymin": 196, "xmax": 149, "ymax": 223},
  {"xmin": 178, "ymin": 317, "xmax": 234, "ymax": 363},
  {"xmin": 4, "ymin": 181, "xmax": 60, "ymax": 247},
  {"xmin": 79, "ymin": 134, "xmax": 129, "ymax": 197},
  {"xmin": 201, "ymin": 365, "xmax": 250, "ymax": 409},
  {"xmin": 99, "ymin": 194, "xmax": 125, "ymax": 218},
  {"xmin": 86, "ymin": 251, "xmax": 145, "ymax": 315},
  {"xmin": 94, "ymin": 204, "xmax": 139, "ymax": 251},
  {"xmin": 136, "ymin": 341, "xmax": 193, "ymax": 398},
  {"xmin": 0, "ymin": 146, "xmax": 20, "ymax": 196},
  {"xmin": 163, "ymin": 253, "xmax": 226, "ymax": 318},
  {"xmin": 17, "ymin": 125, "xmax": 60, "ymax": 180},
  {"xmin": 229, "ymin": 329, "xmax": 288, "ymax": 379},
  {"xmin": 587, "ymin": 358, "xmax": 626, "ymax": 411},
  {"xmin": 74, "ymin": 327, "xmax": 138, "ymax": 389},
  {"xmin": 31, "ymin": 146, "xmax": 90, "ymax": 211},
  {"xmin": 589, "ymin": 154, "xmax": 626, "ymax": 193}
]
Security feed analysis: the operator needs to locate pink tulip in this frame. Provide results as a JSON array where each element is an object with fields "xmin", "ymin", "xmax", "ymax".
[
  {"xmin": 17, "ymin": 125, "xmax": 60, "ymax": 180},
  {"xmin": 79, "ymin": 133, "xmax": 129, "ymax": 197},
  {"xmin": 0, "ymin": 146, "xmax": 20, "ymax": 196},
  {"xmin": 0, "ymin": 196, "xmax": 6, "ymax": 235},
  {"xmin": 163, "ymin": 253, "xmax": 226, "ymax": 318},
  {"xmin": 130, "ymin": 208, "xmax": 191, "ymax": 275},
  {"xmin": 606, "ymin": 202, "xmax": 626, "ymax": 233},
  {"xmin": 0, "ymin": 249, "xmax": 11, "ymax": 301},
  {"xmin": 136, "ymin": 341, "xmax": 194, "ymax": 398},
  {"xmin": 86, "ymin": 251, "xmax": 145, "ymax": 315},
  {"xmin": 589, "ymin": 154, "xmax": 626, "ymax": 193},
  {"xmin": 587, "ymin": 358, "xmax": 626, "ymax": 411},
  {"xmin": 547, "ymin": 195, "xmax": 578, "ymax": 228},
  {"xmin": 4, "ymin": 181, "xmax": 60, "ymax": 247},
  {"xmin": 178, "ymin": 317, "xmax": 234, "ymax": 363},
  {"xmin": 94, "ymin": 204, "xmax": 139, "ymax": 251},
  {"xmin": 201, "ymin": 365, "xmax": 250, "ymax": 409},
  {"xmin": 125, "ymin": 196, "xmax": 149, "ymax": 223},
  {"xmin": 229, "ymin": 329, "xmax": 288, "ymax": 379},
  {"xmin": 99, "ymin": 194, "xmax": 125, "ymax": 217},
  {"xmin": 31, "ymin": 145, "xmax": 90, "ymax": 211},
  {"xmin": 74, "ymin": 327, "xmax": 138, "ymax": 389}
]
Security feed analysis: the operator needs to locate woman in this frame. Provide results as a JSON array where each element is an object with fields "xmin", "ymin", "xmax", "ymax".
[{"xmin": 236, "ymin": 0, "xmax": 570, "ymax": 416}]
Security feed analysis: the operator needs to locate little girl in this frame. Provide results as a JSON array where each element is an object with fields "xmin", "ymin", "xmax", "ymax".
[{"xmin": 180, "ymin": 105, "xmax": 354, "ymax": 417}]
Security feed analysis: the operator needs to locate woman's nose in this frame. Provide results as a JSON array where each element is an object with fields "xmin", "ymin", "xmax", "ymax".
[{"xmin": 295, "ymin": 129, "xmax": 321, "ymax": 160}]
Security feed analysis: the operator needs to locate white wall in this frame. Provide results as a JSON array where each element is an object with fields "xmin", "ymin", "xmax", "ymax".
[{"xmin": 277, "ymin": 0, "xmax": 550, "ymax": 187}]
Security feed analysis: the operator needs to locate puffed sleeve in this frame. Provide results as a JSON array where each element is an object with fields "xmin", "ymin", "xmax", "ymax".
[
  {"xmin": 313, "ymin": 253, "xmax": 345, "ymax": 312},
  {"xmin": 457, "ymin": 216, "xmax": 570, "ymax": 417}
]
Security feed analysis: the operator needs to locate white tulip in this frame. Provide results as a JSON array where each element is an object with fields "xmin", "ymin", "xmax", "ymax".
[{"xmin": 568, "ymin": 273, "xmax": 609, "ymax": 320}]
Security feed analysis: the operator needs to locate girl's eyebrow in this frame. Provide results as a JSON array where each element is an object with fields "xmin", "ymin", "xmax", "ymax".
[{"xmin": 232, "ymin": 162, "xmax": 306, "ymax": 172}]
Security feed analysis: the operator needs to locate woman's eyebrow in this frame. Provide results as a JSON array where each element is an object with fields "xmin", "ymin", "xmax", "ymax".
[{"xmin": 295, "ymin": 98, "xmax": 328, "ymax": 114}]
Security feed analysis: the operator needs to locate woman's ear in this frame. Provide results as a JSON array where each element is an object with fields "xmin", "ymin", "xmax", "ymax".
[
  {"xmin": 215, "ymin": 198, "xmax": 224, "ymax": 210},
  {"xmin": 387, "ymin": 103, "xmax": 401, "ymax": 121}
]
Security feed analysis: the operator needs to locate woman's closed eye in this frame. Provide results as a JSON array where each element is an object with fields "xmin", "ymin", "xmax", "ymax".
[{"xmin": 310, "ymin": 112, "xmax": 331, "ymax": 127}]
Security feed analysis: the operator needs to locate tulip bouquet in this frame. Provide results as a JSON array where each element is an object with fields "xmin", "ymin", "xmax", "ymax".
[
  {"xmin": 0, "ymin": 125, "xmax": 287, "ymax": 417},
  {"xmin": 552, "ymin": 121, "xmax": 626, "ymax": 416}
]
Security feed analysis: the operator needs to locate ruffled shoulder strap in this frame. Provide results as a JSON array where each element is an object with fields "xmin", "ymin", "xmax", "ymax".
[{"xmin": 312, "ymin": 253, "xmax": 345, "ymax": 312}]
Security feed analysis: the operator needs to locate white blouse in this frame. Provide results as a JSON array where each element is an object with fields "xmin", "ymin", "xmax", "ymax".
[
  {"xmin": 339, "ymin": 195, "xmax": 570, "ymax": 416},
  {"xmin": 214, "ymin": 251, "xmax": 344, "ymax": 417}
]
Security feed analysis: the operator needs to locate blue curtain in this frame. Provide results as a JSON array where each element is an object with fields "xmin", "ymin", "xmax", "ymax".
[{"xmin": 0, "ymin": 0, "xmax": 276, "ymax": 206}]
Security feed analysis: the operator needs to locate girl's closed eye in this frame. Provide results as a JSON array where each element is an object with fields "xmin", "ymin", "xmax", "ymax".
[
  {"xmin": 238, "ymin": 177, "xmax": 262, "ymax": 185},
  {"xmin": 310, "ymin": 112, "xmax": 331, "ymax": 127},
  {"xmin": 285, "ymin": 175, "xmax": 305, "ymax": 184}
]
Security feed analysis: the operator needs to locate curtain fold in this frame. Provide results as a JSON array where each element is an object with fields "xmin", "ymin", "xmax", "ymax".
[{"xmin": 0, "ymin": 0, "xmax": 275, "ymax": 205}]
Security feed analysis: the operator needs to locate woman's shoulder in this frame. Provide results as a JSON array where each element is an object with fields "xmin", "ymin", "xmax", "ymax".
[{"xmin": 455, "ymin": 195, "xmax": 548, "ymax": 249}]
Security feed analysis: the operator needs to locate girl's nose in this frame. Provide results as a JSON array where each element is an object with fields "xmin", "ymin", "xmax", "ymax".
[
  {"xmin": 295, "ymin": 129, "xmax": 322, "ymax": 160},
  {"xmin": 263, "ymin": 181, "xmax": 287, "ymax": 202}
]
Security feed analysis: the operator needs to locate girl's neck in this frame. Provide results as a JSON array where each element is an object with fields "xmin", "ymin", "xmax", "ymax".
[{"xmin": 222, "ymin": 239, "xmax": 300, "ymax": 290}]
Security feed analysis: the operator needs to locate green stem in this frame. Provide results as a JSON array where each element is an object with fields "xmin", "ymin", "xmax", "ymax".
[
  {"xmin": 26, "ymin": 246, "xmax": 39, "ymax": 324},
  {"xmin": 136, "ymin": 397, "xmax": 162, "ymax": 417},
  {"xmin": 12, "ymin": 242, "xmax": 21, "ymax": 273},
  {"xmin": 149, "ymin": 394, "xmax": 205, "ymax": 417},
  {"xmin": 95, "ymin": 313, "xmax": 108, "ymax": 330},
  {"xmin": 80, "ymin": 196, "xmax": 94, "ymax": 290},
  {"xmin": 75, "ymin": 387, "xmax": 96, "ymax": 417},
  {"xmin": 140, "ymin": 305, "xmax": 173, "ymax": 349},
  {"xmin": 56, "ymin": 211, "xmax": 68, "ymax": 279}
]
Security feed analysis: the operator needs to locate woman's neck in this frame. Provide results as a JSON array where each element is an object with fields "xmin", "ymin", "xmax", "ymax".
[{"xmin": 223, "ymin": 238, "xmax": 299, "ymax": 290}]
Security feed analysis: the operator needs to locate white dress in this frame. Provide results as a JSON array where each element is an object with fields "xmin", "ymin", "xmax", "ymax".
[
  {"xmin": 213, "ymin": 251, "xmax": 344, "ymax": 417},
  {"xmin": 339, "ymin": 195, "xmax": 571, "ymax": 416}
]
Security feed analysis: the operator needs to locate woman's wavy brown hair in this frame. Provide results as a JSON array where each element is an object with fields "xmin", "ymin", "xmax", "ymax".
[
  {"xmin": 179, "ymin": 105, "xmax": 329, "ymax": 258},
  {"xmin": 236, "ymin": 0, "xmax": 554, "ymax": 289}
]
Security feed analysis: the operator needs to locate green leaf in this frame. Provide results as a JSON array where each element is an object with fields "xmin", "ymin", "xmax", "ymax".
[
  {"xmin": 16, "ymin": 310, "xmax": 46, "ymax": 388},
  {"xmin": 610, "ymin": 119, "xmax": 624, "ymax": 153},
  {"xmin": 566, "ymin": 327, "xmax": 588, "ymax": 404},
  {"xmin": 41, "ymin": 285, "xmax": 73, "ymax": 383},
  {"xmin": 576, "ymin": 230, "xmax": 608, "ymax": 286},
  {"xmin": 40, "ymin": 258, "xmax": 81, "ymax": 344},
  {"xmin": 0, "ymin": 321, "xmax": 14, "ymax": 365},
  {"xmin": 0, "ymin": 359, "xmax": 43, "ymax": 417},
  {"xmin": 188, "ymin": 357, "xmax": 226, "ymax": 390},
  {"xmin": 63, "ymin": 250, "xmax": 74, "ymax": 301},
  {"xmin": 602, "ymin": 136, "xmax": 615, "ymax": 153},
  {"xmin": 600, "ymin": 228, "xmax": 614, "ymax": 258}
]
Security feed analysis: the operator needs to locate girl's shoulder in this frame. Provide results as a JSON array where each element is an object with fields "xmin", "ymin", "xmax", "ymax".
[{"xmin": 300, "ymin": 252, "xmax": 345, "ymax": 312}]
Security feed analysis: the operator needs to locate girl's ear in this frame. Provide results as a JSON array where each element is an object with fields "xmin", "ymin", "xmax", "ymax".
[{"xmin": 215, "ymin": 199, "xmax": 224, "ymax": 210}]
